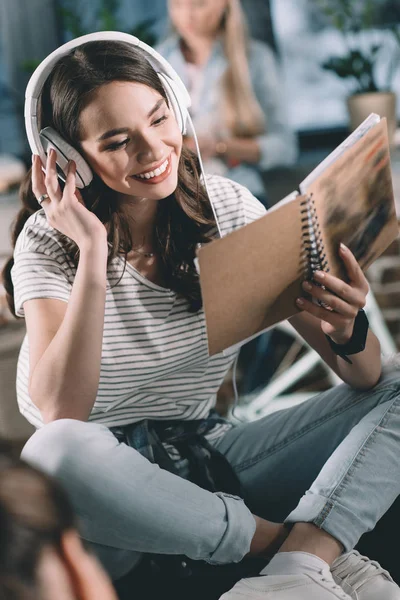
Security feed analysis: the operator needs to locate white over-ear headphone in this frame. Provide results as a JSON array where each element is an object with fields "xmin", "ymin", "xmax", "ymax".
[{"xmin": 24, "ymin": 31, "xmax": 192, "ymax": 189}]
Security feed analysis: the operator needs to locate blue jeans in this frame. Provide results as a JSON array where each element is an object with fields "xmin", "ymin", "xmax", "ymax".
[{"xmin": 21, "ymin": 368, "xmax": 400, "ymax": 580}]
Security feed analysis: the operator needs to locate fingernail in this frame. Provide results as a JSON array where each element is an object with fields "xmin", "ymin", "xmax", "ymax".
[
  {"xmin": 314, "ymin": 270, "xmax": 325, "ymax": 280},
  {"xmin": 296, "ymin": 297, "xmax": 304, "ymax": 306},
  {"xmin": 31, "ymin": 154, "xmax": 35, "ymax": 164},
  {"xmin": 303, "ymin": 281, "xmax": 312, "ymax": 291},
  {"xmin": 340, "ymin": 243, "xmax": 347, "ymax": 252}
]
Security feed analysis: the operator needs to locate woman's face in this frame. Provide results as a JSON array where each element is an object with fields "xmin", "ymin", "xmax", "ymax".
[
  {"xmin": 79, "ymin": 81, "xmax": 182, "ymax": 202},
  {"xmin": 168, "ymin": 0, "xmax": 229, "ymax": 38}
]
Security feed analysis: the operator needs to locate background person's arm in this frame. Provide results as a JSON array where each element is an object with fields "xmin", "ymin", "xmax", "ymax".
[
  {"xmin": 185, "ymin": 42, "xmax": 298, "ymax": 168},
  {"xmin": 250, "ymin": 40, "xmax": 298, "ymax": 170}
]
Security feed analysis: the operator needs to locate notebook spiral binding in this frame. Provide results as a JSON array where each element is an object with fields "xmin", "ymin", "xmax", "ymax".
[{"xmin": 300, "ymin": 193, "xmax": 330, "ymax": 281}]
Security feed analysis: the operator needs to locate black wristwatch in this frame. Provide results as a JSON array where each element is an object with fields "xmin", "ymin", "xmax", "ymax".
[{"xmin": 325, "ymin": 309, "xmax": 369, "ymax": 364}]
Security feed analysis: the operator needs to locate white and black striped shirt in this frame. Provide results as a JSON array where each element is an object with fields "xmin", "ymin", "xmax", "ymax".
[{"xmin": 12, "ymin": 175, "xmax": 266, "ymax": 440}]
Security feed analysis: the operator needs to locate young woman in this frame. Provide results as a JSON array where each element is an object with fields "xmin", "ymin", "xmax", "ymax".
[
  {"xmin": 0, "ymin": 444, "xmax": 118, "ymax": 600},
  {"xmin": 157, "ymin": 0, "xmax": 298, "ymax": 206},
  {"xmin": 3, "ymin": 34, "xmax": 400, "ymax": 600}
]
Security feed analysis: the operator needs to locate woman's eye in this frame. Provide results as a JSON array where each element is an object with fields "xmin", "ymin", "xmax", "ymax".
[
  {"xmin": 105, "ymin": 139, "xmax": 129, "ymax": 152},
  {"xmin": 153, "ymin": 115, "xmax": 168, "ymax": 126}
]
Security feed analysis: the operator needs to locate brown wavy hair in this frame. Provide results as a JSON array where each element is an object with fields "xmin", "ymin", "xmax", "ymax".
[{"xmin": 2, "ymin": 40, "xmax": 216, "ymax": 316}]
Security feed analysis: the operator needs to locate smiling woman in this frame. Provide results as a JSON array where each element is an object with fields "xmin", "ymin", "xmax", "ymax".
[
  {"xmin": 79, "ymin": 82, "xmax": 181, "ymax": 196},
  {"xmin": 7, "ymin": 39, "xmax": 216, "ymax": 310}
]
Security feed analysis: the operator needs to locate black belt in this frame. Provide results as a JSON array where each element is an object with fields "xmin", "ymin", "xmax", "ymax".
[{"xmin": 110, "ymin": 410, "xmax": 242, "ymax": 496}]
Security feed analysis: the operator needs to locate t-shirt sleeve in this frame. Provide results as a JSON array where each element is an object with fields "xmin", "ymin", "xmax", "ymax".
[
  {"xmin": 223, "ymin": 177, "xmax": 267, "ymax": 226},
  {"xmin": 11, "ymin": 214, "xmax": 72, "ymax": 317},
  {"xmin": 241, "ymin": 184, "xmax": 268, "ymax": 225},
  {"xmin": 205, "ymin": 175, "xmax": 267, "ymax": 237}
]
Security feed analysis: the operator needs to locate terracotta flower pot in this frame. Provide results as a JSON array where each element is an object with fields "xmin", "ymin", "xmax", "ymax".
[{"xmin": 347, "ymin": 91, "xmax": 397, "ymax": 145}]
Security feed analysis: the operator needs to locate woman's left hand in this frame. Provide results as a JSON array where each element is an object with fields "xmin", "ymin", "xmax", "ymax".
[{"xmin": 296, "ymin": 243, "xmax": 369, "ymax": 345}]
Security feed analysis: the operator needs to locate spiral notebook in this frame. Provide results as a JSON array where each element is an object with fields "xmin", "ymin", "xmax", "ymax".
[{"xmin": 197, "ymin": 114, "xmax": 399, "ymax": 356}]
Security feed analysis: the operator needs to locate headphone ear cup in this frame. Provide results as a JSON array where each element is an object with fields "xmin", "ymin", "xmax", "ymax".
[
  {"xmin": 39, "ymin": 127, "xmax": 93, "ymax": 189},
  {"xmin": 157, "ymin": 73, "xmax": 189, "ymax": 135}
]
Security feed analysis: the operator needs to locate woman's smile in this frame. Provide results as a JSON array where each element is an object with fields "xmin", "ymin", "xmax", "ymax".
[{"xmin": 131, "ymin": 154, "xmax": 172, "ymax": 184}]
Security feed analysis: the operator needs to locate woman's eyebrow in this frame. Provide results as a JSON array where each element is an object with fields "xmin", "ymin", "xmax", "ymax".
[
  {"xmin": 97, "ymin": 127, "xmax": 129, "ymax": 142},
  {"xmin": 147, "ymin": 98, "xmax": 165, "ymax": 118},
  {"xmin": 96, "ymin": 99, "xmax": 166, "ymax": 142}
]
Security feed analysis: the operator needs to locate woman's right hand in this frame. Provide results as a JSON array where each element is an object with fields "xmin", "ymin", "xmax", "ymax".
[{"xmin": 32, "ymin": 149, "xmax": 107, "ymax": 251}]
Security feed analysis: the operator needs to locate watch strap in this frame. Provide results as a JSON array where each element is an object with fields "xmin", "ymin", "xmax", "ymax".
[{"xmin": 325, "ymin": 309, "xmax": 369, "ymax": 364}]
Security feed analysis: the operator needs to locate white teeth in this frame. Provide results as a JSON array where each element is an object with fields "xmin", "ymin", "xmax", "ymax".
[{"xmin": 136, "ymin": 157, "xmax": 169, "ymax": 180}]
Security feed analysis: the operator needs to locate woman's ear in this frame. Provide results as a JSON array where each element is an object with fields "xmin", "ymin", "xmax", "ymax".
[{"xmin": 60, "ymin": 529, "xmax": 118, "ymax": 600}]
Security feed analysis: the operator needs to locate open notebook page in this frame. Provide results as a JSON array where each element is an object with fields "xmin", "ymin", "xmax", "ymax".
[
  {"xmin": 302, "ymin": 118, "xmax": 398, "ymax": 281},
  {"xmin": 300, "ymin": 113, "xmax": 381, "ymax": 193}
]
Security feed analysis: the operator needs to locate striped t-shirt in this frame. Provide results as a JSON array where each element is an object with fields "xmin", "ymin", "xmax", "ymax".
[{"xmin": 12, "ymin": 175, "xmax": 266, "ymax": 435}]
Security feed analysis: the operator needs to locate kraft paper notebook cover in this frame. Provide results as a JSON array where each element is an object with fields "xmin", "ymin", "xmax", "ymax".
[{"xmin": 197, "ymin": 114, "xmax": 399, "ymax": 356}]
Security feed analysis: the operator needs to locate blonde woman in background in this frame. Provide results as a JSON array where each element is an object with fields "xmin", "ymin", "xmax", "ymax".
[{"xmin": 156, "ymin": 0, "xmax": 298, "ymax": 207}]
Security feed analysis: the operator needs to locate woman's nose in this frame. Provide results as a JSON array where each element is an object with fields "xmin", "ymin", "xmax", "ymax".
[{"xmin": 136, "ymin": 136, "xmax": 164, "ymax": 165}]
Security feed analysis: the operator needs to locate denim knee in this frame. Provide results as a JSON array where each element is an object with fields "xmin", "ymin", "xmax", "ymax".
[
  {"xmin": 21, "ymin": 418, "xmax": 106, "ymax": 477},
  {"xmin": 21, "ymin": 419, "xmax": 256, "ymax": 565}
]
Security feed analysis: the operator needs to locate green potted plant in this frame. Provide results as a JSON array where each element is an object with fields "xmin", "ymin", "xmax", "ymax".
[{"xmin": 315, "ymin": 0, "xmax": 400, "ymax": 143}]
